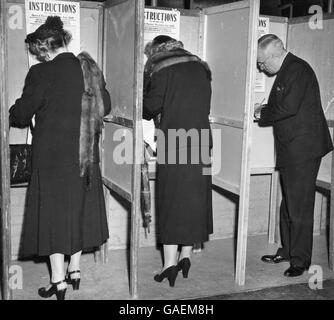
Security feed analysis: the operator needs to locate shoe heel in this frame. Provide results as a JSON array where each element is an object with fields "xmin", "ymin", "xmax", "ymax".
[
  {"xmin": 66, "ymin": 270, "xmax": 81, "ymax": 291},
  {"xmin": 72, "ymin": 279, "xmax": 80, "ymax": 291},
  {"xmin": 182, "ymin": 268, "xmax": 189, "ymax": 279},
  {"xmin": 178, "ymin": 258, "xmax": 191, "ymax": 279},
  {"xmin": 56, "ymin": 288, "xmax": 67, "ymax": 300},
  {"xmin": 168, "ymin": 268, "xmax": 178, "ymax": 287}
]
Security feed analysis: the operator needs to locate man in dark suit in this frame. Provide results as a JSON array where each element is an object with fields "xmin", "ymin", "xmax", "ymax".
[{"xmin": 254, "ymin": 34, "xmax": 333, "ymax": 277}]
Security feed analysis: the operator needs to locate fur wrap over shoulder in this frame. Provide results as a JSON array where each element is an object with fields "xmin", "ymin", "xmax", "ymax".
[{"xmin": 77, "ymin": 51, "xmax": 106, "ymax": 188}]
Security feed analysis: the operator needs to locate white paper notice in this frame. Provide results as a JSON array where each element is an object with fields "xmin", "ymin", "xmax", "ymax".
[
  {"xmin": 25, "ymin": 0, "xmax": 80, "ymax": 66},
  {"xmin": 144, "ymin": 8, "xmax": 181, "ymax": 45},
  {"xmin": 255, "ymin": 17, "xmax": 270, "ymax": 93}
]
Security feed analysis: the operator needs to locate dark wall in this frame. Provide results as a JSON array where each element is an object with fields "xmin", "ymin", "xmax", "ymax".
[
  {"xmin": 261, "ymin": 0, "xmax": 328, "ymax": 17},
  {"xmin": 143, "ymin": 0, "xmax": 330, "ymax": 17}
]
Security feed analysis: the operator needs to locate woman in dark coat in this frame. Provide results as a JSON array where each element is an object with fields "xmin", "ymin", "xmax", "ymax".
[
  {"xmin": 143, "ymin": 36, "xmax": 213, "ymax": 287},
  {"xmin": 9, "ymin": 17, "xmax": 111, "ymax": 300}
]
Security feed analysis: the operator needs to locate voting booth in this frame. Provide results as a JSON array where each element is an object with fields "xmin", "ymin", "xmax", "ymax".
[
  {"xmin": 1, "ymin": 0, "xmax": 334, "ymax": 299},
  {"xmin": 1, "ymin": 0, "xmax": 106, "ymax": 300}
]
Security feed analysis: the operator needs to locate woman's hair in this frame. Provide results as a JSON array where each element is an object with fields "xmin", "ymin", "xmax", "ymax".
[
  {"xmin": 146, "ymin": 35, "xmax": 184, "ymax": 58},
  {"xmin": 25, "ymin": 16, "xmax": 72, "ymax": 62},
  {"xmin": 152, "ymin": 35, "xmax": 175, "ymax": 46}
]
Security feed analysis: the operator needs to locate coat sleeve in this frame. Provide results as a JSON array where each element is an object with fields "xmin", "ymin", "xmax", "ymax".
[
  {"xmin": 259, "ymin": 63, "xmax": 310, "ymax": 125},
  {"xmin": 9, "ymin": 66, "xmax": 45, "ymax": 128},
  {"xmin": 143, "ymin": 70, "xmax": 168, "ymax": 121}
]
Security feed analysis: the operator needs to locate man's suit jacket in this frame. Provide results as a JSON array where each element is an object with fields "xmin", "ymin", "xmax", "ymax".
[{"xmin": 259, "ymin": 52, "xmax": 333, "ymax": 168}]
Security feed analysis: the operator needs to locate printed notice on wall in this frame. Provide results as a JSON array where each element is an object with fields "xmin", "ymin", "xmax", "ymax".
[
  {"xmin": 25, "ymin": 0, "xmax": 80, "ymax": 66},
  {"xmin": 143, "ymin": 8, "xmax": 181, "ymax": 151},
  {"xmin": 144, "ymin": 8, "xmax": 180, "ymax": 46},
  {"xmin": 255, "ymin": 17, "xmax": 270, "ymax": 93}
]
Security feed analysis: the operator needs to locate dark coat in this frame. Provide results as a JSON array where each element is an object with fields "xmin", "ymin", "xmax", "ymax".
[
  {"xmin": 9, "ymin": 52, "xmax": 111, "ymax": 256},
  {"xmin": 143, "ymin": 61, "xmax": 212, "ymax": 152},
  {"xmin": 143, "ymin": 61, "xmax": 213, "ymax": 245},
  {"xmin": 259, "ymin": 53, "xmax": 333, "ymax": 167},
  {"xmin": 10, "ymin": 52, "xmax": 111, "ymax": 169}
]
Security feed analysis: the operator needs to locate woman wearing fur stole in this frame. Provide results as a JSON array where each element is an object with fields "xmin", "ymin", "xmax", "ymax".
[
  {"xmin": 143, "ymin": 36, "xmax": 213, "ymax": 287},
  {"xmin": 9, "ymin": 16, "xmax": 111, "ymax": 300}
]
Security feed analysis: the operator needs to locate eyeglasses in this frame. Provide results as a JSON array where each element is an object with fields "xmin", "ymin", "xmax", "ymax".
[{"xmin": 257, "ymin": 55, "xmax": 272, "ymax": 69}]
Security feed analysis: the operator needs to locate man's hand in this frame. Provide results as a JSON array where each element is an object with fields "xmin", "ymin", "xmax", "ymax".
[{"xmin": 254, "ymin": 103, "xmax": 265, "ymax": 120}]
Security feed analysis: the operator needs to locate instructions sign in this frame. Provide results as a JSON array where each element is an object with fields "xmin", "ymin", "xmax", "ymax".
[
  {"xmin": 144, "ymin": 8, "xmax": 181, "ymax": 45},
  {"xmin": 25, "ymin": 0, "xmax": 80, "ymax": 66},
  {"xmin": 255, "ymin": 17, "xmax": 270, "ymax": 92}
]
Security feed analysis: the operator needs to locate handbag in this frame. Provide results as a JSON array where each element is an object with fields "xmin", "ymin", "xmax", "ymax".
[{"xmin": 10, "ymin": 124, "xmax": 33, "ymax": 186}]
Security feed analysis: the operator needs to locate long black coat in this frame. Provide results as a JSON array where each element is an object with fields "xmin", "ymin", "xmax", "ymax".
[
  {"xmin": 9, "ymin": 52, "xmax": 111, "ymax": 256},
  {"xmin": 259, "ymin": 53, "xmax": 333, "ymax": 167},
  {"xmin": 143, "ymin": 61, "xmax": 213, "ymax": 245}
]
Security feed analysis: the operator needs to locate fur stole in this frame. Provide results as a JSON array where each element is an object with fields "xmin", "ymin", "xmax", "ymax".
[
  {"xmin": 77, "ymin": 51, "xmax": 105, "ymax": 189},
  {"xmin": 145, "ymin": 48, "xmax": 212, "ymax": 81}
]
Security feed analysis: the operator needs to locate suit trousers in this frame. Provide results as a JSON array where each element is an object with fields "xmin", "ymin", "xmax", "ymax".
[{"xmin": 277, "ymin": 158, "xmax": 321, "ymax": 268}]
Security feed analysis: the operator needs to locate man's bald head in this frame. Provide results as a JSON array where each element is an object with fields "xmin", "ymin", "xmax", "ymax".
[
  {"xmin": 258, "ymin": 34, "xmax": 285, "ymax": 55},
  {"xmin": 257, "ymin": 34, "xmax": 287, "ymax": 75}
]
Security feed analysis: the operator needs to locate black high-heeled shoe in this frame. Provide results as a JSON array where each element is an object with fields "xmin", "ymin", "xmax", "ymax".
[
  {"xmin": 38, "ymin": 280, "xmax": 67, "ymax": 300},
  {"xmin": 154, "ymin": 265, "xmax": 178, "ymax": 287},
  {"xmin": 177, "ymin": 258, "xmax": 191, "ymax": 278},
  {"xmin": 66, "ymin": 270, "xmax": 81, "ymax": 290}
]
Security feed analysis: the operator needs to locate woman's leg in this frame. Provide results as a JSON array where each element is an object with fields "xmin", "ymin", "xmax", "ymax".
[
  {"xmin": 49, "ymin": 253, "xmax": 66, "ymax": 289},
  {"xmin": 163, "ymin": 245, "xmax": 178, "ymax": 270},
  {"xmin": 68, "ymin": 250, "xmax": 82, "ymax": 279},
  {"xmin": 179, "ymin": 246, "xmax": 192, "ymax": 261}
]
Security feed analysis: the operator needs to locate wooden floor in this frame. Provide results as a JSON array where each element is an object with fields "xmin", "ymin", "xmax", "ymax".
[
  {"xmin": 5, "ymin": 234, "xmax": 334, "ymax": 300},
  {"xmin": 198, "ymin": 279, "xmax": 334, "ymax": 300}
]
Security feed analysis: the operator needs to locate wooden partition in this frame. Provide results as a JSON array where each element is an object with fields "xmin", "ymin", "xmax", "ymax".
[
  {"xmin": 102, "ymin": 0, "xmax": 144, "ymax": 298},
  {"xmin": 203, "ymin": 0, "xmax": 260, "ymax": 285},
  {"xmin": 1, "ymin": 0, "xmax": 11, "ymax": 301}
]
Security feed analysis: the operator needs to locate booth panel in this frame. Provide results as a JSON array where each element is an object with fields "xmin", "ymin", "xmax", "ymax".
[
  {"xmin": 103, "ymin": 0, "xmax": 135, "ymax": 120},
  {"xmin": 180, "ymin": 13, "xmax": 201, "ymax": 57},
  {"xmin": 103, "ymin": 123, "xmax": 133, "ymax": 196},
  {"xmin": 204, "ymin": 2, "xmax": 256, "ymax": 196},
  {"xmin": 204, "ymin": 7, "xmax": 249, "ymax": 121},
  {"xmin": 250, "ymin": 125, "xmax": 275, "ymax": 170},
  {"xmin": 288, "ymin": 17, "xmax": 334, "ymax": 184},
  {"xmin": 80, "ymin": 6, "xmax": 102, "ymax": 63},
  {"xmin": 288, "ymin": 18, "xmax": 334, "ymax": 120},
  {"xmin": 250, "ymin": 17, "xmax": 288, "ymax": 170},
  {"xmin": 102, "ymin": 0, "xmax": 139, "ymax": 200},
  {"xmin": 7, "ymin": 2, "xmax": 29, "ymax": 144},
  {"xmin": 211, "ymin": 123, "xmax": 242, "ymax": 193}
]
